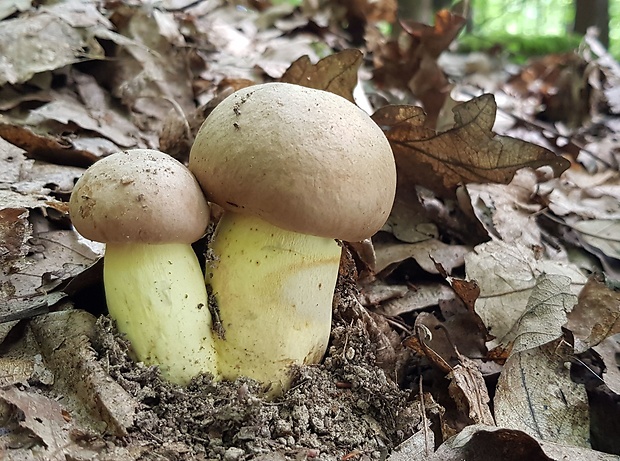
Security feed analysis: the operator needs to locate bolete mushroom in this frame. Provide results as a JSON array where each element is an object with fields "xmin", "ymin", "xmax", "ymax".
[
  {"xmin": 189, "ymin": 82, "xmax": 396, "ymax": 395},
  {"xmin": 69, "ymin": 149, "xmax": 218, "ymax": 384}
]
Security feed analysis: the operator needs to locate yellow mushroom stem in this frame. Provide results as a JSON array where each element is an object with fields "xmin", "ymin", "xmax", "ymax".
[
  {"xmin": 207, "ymin": 212, "xmax": 342, "ymax": 396},
  {"xmin": 103, "ymin": 242, "xmax": 218, "ymax": 385}
]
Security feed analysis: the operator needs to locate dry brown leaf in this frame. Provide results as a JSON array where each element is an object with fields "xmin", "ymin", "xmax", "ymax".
[
  {"xmin": 428, "ymin": 424, "xmax": 620, "ymax": 461},
  {"xmin": 374, "ymin": 283, "xmax": 456, "ymax": 316},
  {"xmin": 0, "ymin": 385, "xmax": 73, "ymax": 460},
  {"xmin": 566, "ymin": 274, "xmax": 620, "ymax": 353},
  {"xmin": 447, "ymin": 356, "xmax": 495, "ymax": 426},
  {"xmin": 407, "ymin": 309, "xmax": 488, "ymax": 372},
  {"xmin": 373, "ymin": 94, "xmax": 570, "ymax": 197},
  {"xmin": 0, "ymin": 123, "xmax": 99, "ymax": 168},
  {"xmin": 279, "ymin": 49, "xmax": 363, "ymax": 103},
  {"xmin": 30, "ymin": 310, "xmax": 137, "ymax": 436},
  {"xmin": 372, "ymin": 9, "xmax": 465, "ymax": 127},
  {"xmin": 494, "ymin": 340, "xmax": 590, "ymax": 448},
  {"xmin": 0, "ymin": 9, "xmax": 104, "ymax": 86},
  {"xmin": 374, "ymin": 236, "xmax": 469, "ymax": 274},
  {"xmin": 465, "ymin": 169, "xmax": 544, "ymax": 248}
]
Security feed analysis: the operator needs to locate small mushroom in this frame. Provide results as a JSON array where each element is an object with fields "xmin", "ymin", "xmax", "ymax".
[
  {"xmin": 189, "ymin": 82, "xmax": 396, "ymax": 395},
  {"xmin": 69, "ymin": 149, "xmax": 218, "ymax": 384}
]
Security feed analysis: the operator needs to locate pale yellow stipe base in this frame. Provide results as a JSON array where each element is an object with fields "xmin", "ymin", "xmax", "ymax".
[
  {"xmin": 104, "ymin": 242, "xmax": 218, "ymax": 385},
  {"xmin": 208, "ymin": 212, "xmax": 342, "ymax": 396}
]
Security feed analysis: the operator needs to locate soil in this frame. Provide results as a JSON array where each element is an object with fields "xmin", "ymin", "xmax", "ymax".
[{"xmin": 92, "ymin": 254, "xmax": 421, "ymax": 460}]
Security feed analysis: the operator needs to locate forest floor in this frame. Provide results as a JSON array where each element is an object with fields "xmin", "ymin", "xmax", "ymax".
[{"xmin": 1, "ymin": 0, "xmax": 620, "ymax": 460}]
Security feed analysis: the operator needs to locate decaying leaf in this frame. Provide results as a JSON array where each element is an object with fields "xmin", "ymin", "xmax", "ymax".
[
  {"xmin": 429, "ymin": 424, "xmax": 619, "ymax": 461},
  {"xmin": 383, "ymin": 182, "xmax": 438, "ymax": 243},
  {"xmin": 447, "ymin": 356, "xmax": 495, "ymax": 426},
  {"xmin": 29, "ymin": 310, "xmax": 137, "ymax": 436},
  {"xmin": 573, "ymin": 219, "xmax": 620, "ymax": 260},
  {"xmin": 0, "ymin": 6, "xmax": 105, "ymax": 86},
  {"xmin": 546, "ymin": 168, "xmax": 620, "ymax": 220},
  {"xmin": 465, "ymin": 168, "xmax": 544, "ymax": 247},
  {"xmin": 374, "ymin": 237, "xmax": 470, "ymax": 274},
  {"xmin": 465, "ymin": 240, "xmax": 587, "ymax": 349},
  {"xmin": 494, "ymin": 340, "xmax": 590, "ymax": 448},
  {"xmin": 373, "ymin": 283, "xmax": 455, "ymax": 316},
  {"xmin": 373, "ymin": 94, "xmax": 570, "ymax": 197},
  {"xmin": 280, "ymin": 49, "xmax": 363, "ymax": 103},
  {"xmin": 566, "ymin": 274, "xmax": 620, "ymax": 353},
  {"xmin": 0, "ymin": 123, "xmax": 99, "ymax": 168},
  {"xmin": 506, "ymin": 274, "xmax": 577, "ymax": 354},
  {"xmin": 592, "ymin": 335, "xmax": 620, "ymax": 394},
  {"xmin": 372, "ymin": 8, "xmax": 466, "ymax": 127}
]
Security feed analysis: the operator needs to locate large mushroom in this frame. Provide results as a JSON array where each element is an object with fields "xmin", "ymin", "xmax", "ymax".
[
  {"xmin": 69, "ymin": 149, "xmax": 218, "ymax": 385},
  {"xmin": 189, "ymin": 82, "xmax": 396, "ymax": 395}
]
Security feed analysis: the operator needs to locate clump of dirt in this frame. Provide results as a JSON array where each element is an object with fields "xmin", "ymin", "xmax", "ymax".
[{"xmin": 93, "ymin": 261, "xmax": 420, "ymax": 460}]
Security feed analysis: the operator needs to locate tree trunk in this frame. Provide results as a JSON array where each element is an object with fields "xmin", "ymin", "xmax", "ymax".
[{"xmin": 574, "ymin": 0, "xmax": 609, "ymax": 48}]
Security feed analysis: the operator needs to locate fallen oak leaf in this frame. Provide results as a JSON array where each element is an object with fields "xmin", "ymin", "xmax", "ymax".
[
  {"xmin": 279, "ymin": 49, "xmax": 362, "ymax": 103},
  {"xmin": 373, "ymin": 94, "xmax": 570, "ymax": 197}
]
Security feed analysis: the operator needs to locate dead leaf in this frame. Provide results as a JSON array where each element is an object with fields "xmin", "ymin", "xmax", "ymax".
[
  {"xmin": 447, "ymin": 356, "xmax": 495, "ymax": 426},
  {"xmin": 375, "ymin": 283, "xmax": 456, "ymax": 316},
  {"xmin": 373, "ymin": 94, "xmax": 570, "ymax": 198},
  {"xmin": 407, "ymin": 310, "xmax": 488, "ymax": 372},
  {"xmin": 372, "ymin": 9, "xmax": 465, "ymax": 127},
  {"xmin": 592, "ymin": 335, "xmax": 620, "ymax": 394},
  {"xmin": 566, "ymin": 274, "xmax": 620, "ymax": 353},
  {"xmin": 29, "ymin": 310, "xmax": 137, "ymax": 436},
  {"xmin": 573, "ymin": 219, "xmax": 620, "ymax": 260},
  {"xmin": 0, "ymin": 123, "xmax": 99, "ymax": 167},
  {"xmin": 0, "ymin": 9, "xmax": 104, "ymax": 86},
  {"xmin": 383, "ymin": 181, "xmax": 438, "ymax": 243},
  {"xmin": 1, "ymin": 209, "xmax": 100, "ymax": 322},
  {"xmin": 26, "ymin": 88, "xmax": 141, "ymax": 148},
  {"xmin": 429, "ymin": 424, "xmax": 619, "ymax": 461},
  {"xmin": 547, "ymin": 168, "xmax": 620, "ymax": 220},
  {"xmin": 465, "ymin": 240, "xmax": 587, "ymax": 349},
  {"xmin": 0, "ymin": 386, "xmax": 72, "ymax": 460},
  {"xmin": 465, "ymin": 169, "xmax": 544, "ymax": 247},
  {"xmin": 507, "ymin": 274, "xmax": 577, "ymax": 354},
  {"xmin": 280, "ymin": 49, "xmax": 363, "ymax": 103},
  {"xmin": 374, "ymin": 237, "xmax": 470, "ymax": 274},
  {"xmin": 494, "ymin": 340, "xmax": 590, "ymax": 447}
]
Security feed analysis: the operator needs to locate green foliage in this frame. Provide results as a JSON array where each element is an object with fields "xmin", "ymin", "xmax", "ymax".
[{"xmin": 457, "ymin": 32, "xmax": 582, "ymax": 63}]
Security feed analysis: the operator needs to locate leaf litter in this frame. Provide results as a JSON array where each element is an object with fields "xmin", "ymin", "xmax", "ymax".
[{"xmin": 1, "ymin": 0, "xmax": 620, "ymax": 459}]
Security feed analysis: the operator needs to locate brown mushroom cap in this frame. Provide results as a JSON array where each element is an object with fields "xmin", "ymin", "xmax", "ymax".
[
  {"xmin": 189, "ymin": 82, "xmax": 396, "ymax": 242},
  {"xmin": 69, "ymin": 149, "xmax": 210, "ymax": 244}
]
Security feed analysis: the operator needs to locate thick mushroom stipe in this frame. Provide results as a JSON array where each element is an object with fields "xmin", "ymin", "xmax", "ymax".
[
  {"xmin": 70, "ymin": 149, "xmax": 217, "ymax": 384},
  {"xmin": 189, "ymin": 83, "xmax": 397, "ymax": 395}
]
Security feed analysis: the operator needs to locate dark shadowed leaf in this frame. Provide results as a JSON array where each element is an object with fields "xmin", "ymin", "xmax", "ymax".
[
  {"xmin": 279, "ymin": 49, "xmax": 363, "ymax": 103},
  {"xmin": 373, "ymin": 94, "xmax": 570, "ymax": 197}
]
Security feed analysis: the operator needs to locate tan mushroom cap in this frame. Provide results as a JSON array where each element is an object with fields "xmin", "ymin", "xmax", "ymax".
[
  {"xmin": 69, "ymin": 149, "xmax": 210, "ymax": 244},
  {"xmin": 189, "ymin": 82, "xmax": 396, "ymax": 242}
]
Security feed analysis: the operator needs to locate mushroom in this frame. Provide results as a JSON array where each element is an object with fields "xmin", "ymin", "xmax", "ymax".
[
  {"xmin": 189, "ymin": 82, "xmax": 396, "ymax": 395},
  {"xmin": 69, "ymin": 149, "xmax": 218, "ymax": 385}
]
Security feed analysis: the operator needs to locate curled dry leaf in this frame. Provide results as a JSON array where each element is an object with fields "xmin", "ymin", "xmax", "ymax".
[
  {"xmin": 429, "ymin": 424, "xmax": 619, "ymax": 461},
  {"xmin": 373, "ymin": 94, "xmax": 570, "ymax": 198},
  {"xmin": 0, "ymin": 123, "xmax": 99, "ymax": 168},
  {"xmin": 447, "ymin": 356, "xmax": 495, "ymax": 427},
  {"xmin": 373, "ymin": 9, "xmax": 465, "ymax": 127},
  {"xmin": 566, "ymin": 273, "xmax": 620, "ymax": 353},
  {"xmin": 374, "ymin": 237, "xmax": 470, "ymax": 274},
  {"xmin": 279, "ymin": 49, "xmax": 363, "ymax": 103}
]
